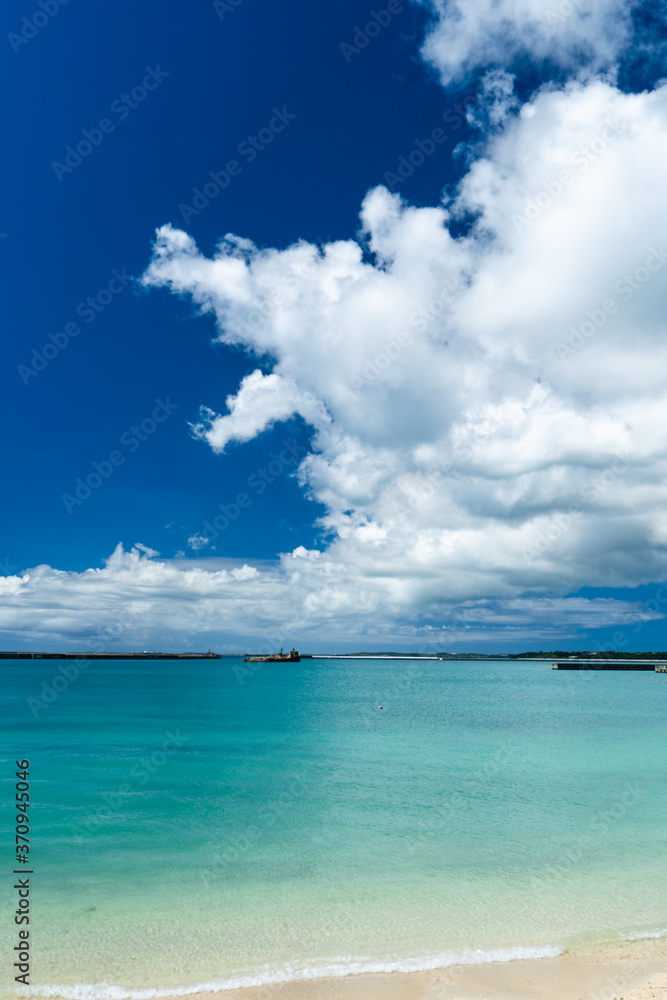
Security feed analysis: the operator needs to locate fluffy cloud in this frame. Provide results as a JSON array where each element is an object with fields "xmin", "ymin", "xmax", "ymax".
[
  {"xmin": 419, "ymin": 0, "xmax": 644, "ymax": 84},
  {"xmin": 140, "ymin": 76, "xmax": 667, "ymax": 637},
  {"xmin": 0, "ymin": 545, "xmax": 661, "ymax": 651},
  {"xmin": 187, "ymin": 533, "xmax": 211, "ymax": 551},
  {"xmin": 190, "ymin": 369, "xmax": 328, "ymax": 454}
]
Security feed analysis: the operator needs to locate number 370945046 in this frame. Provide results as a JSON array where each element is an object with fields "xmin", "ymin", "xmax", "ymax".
[{"xmin": 15, "ymin": 760, "xmax": 30, "ymax": 862}]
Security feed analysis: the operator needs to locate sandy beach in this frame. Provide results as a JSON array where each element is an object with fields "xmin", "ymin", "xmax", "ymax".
[{"xmin": 178, "ymin": 936, "xmax": 667, "ymax": 1000}]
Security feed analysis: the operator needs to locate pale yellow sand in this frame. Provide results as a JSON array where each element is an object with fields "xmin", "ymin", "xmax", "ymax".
[{"xmin": 161, "ymin": 935, "xmax": 666, "ymax": 1000}]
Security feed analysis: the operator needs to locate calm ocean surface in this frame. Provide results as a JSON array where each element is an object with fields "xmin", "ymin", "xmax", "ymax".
[{"xmin": 1, "ymin": 656, "xmax": 666, "ymax": 997}]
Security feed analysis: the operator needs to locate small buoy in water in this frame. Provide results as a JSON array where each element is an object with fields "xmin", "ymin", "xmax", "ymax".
[{"xmin": 379, "ymin": 705, "xmax": 383, "ymax": 709}]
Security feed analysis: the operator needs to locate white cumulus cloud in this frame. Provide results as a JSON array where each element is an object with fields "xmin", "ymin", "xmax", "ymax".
[
  {"xmin": 190, "ymin": 369, "xmax": 328, "ymax": 454},
  {"xmin": 187, "ymin": 534, "xmax": 211, "ymax": 551},
  {"xmin": 419, "ymin": 0, "xmax": 644, "ymax": 84},
  {"xmin": 140, "ymin": 77, "xmax": 667, "ymax": 635},
  {"xmin": 0, "ymin": 546, "xmax": 661, "ymax": 651}
]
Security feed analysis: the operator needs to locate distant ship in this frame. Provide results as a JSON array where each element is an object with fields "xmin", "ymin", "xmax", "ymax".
[{"xmin": 243, "ymin": 647, "xmax": 300, "ymax": 663}]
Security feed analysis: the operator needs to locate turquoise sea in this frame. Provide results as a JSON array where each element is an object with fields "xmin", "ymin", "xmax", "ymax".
[{"xmin": 1, "ymin": 656, "xmax": 666, "ymax": 997}]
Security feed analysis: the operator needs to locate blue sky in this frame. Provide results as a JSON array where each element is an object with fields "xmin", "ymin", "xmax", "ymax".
[
  {"xmin": 2, "ymin": 0, "xmax": 455, "ymax": 571},
  {"xmin": 2, "ymin": 0, "xmax": 667, "ymax": 652}
]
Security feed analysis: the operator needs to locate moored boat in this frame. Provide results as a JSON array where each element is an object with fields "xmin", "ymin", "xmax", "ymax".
[{"xmin": 243, "ymin": 647, "xmax": 300, "ymax": 663}]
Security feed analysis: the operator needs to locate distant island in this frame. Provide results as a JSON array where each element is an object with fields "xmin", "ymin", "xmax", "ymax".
[
  {"xmin": 3, "ymin": 649, "xmax": 667, "ymax": 662},
  {"xmin": 316, "ymin": 650, "xmax": 667, "ymax": 660}
]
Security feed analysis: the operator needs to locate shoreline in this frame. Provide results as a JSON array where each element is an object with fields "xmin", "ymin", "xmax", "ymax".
[
  {"xmin": 167, "ymin": 937, "xmax": 667, "ymax": 1000},
  {"xmin": 24, "ymin": 934, "xmax": 667, "ymax": 1000}
]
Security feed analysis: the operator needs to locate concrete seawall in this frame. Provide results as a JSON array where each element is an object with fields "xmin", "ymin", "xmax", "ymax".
[
  {"xmin": 0, "ymin": 651, "xmax": 221, "ymax": 660},
  {"xmin": 553, "ymin": 660, "xmax": 666, "ymax": 671}
]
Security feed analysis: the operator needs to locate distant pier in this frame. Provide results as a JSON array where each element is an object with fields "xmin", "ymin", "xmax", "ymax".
[
  {"xmin": 553, "ymin": 660, "xmax": 666, "ymax": 671},
  {"xmin": 0, "ymin": 651, "xmax": 221, "ymax": 660}
]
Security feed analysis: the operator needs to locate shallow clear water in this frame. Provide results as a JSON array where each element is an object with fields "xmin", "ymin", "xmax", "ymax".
[{"xmin": 1, "ymin": 657, "xmax": 666, "ymax": 996}]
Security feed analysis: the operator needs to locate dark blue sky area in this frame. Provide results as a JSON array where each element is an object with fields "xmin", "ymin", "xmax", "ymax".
[{"xmin": 1, "ymin": 0, "xmax": 473, "ymax": 571}]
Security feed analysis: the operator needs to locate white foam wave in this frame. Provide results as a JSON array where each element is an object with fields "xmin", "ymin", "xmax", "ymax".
[
  {"xmin": 622, "ymin": 927, "xmax": 667, "ymax": 940},
  {"xmin": 23, "ymin": 944, "xmax": 562, "ymax": 999}
]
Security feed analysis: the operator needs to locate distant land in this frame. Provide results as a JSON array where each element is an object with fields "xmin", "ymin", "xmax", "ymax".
[
  {"xmin": 315, "ymin": 650, "xmax": 667, "ymax": 660},
  {"xmin": 0, "ymin": 651, "xmax": 221, "ymax": 660},
  {"xmin": 3, "ymin": 649, "xmax": 667, "ymax": 661}
]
